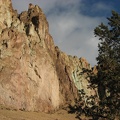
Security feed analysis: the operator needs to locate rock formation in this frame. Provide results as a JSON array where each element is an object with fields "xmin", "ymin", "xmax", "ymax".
[{"xmin": 0, "ymin": 0, "xmax": 96, "ymax": 112}]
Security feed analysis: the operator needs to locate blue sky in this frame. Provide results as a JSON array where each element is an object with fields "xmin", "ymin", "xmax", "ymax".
[
  {"xmin": 12, "ymin": 0, "xmax": 120, "ymax": 66},
  {"xmin": 80, "ymin": 0, "xmax": 120, "ymax": 16}
]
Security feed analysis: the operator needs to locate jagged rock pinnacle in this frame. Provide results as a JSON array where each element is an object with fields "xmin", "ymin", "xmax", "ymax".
[{"xmin": 0, "ymin": 0, "xmax": 97, "ymax": 112}]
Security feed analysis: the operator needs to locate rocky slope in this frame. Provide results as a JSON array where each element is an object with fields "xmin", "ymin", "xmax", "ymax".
[{"xmin": 0, "ymin": 0, "xmax": 96, "ymax": 112}]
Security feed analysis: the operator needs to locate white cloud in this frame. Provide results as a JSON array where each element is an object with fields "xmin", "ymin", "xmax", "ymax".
[
  {"xmin": 46, "ymin": 1, "xmax": 105, "ymax": 66},
  {"xmin": 11, "ymin": 0, "xmax": 109, "ymax": 66}
]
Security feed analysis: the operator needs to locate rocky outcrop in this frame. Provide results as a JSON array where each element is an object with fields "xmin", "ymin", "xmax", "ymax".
[{"xmin": 0, "ymin": 0, "xmax": 96, "ymax": 112}]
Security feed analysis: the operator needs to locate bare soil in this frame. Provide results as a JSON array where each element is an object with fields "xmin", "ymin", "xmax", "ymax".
[
  {"xmin": 0, "ymin": 104, "xmax": 94, "ymax": 120},
  {"xmin": 0, "ymin": 109, "xmax": 78, "ymax": 120}
]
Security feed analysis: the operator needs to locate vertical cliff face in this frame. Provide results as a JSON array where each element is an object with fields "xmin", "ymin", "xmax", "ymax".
[
  {"xmin": 0, "ymin": 0, "xmax": 60, "ymax": 112},
  {"xmin": 0, "ymin": 0, "xmax": 96, "ymax": 112}
]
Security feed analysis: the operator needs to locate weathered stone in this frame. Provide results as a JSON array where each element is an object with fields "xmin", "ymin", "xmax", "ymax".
[{"xmin": 0, "ymin": 0, "xmax": 97, "ymax": 112}]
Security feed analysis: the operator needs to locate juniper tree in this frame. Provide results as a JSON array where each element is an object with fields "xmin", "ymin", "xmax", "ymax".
[{"xmin": 94, "ymin": 11, "xmax": 120, "ymax": 119}]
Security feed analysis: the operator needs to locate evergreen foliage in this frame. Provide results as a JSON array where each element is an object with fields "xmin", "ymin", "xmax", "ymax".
[{"xmin": 94, "ymin": 11, "xmax": 120, "ymax": 119}]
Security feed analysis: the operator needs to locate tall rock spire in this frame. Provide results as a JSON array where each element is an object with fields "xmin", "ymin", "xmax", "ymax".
[{"xmin": 0, "ymin": 0, "xmax": 97, "ymax": 113}]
